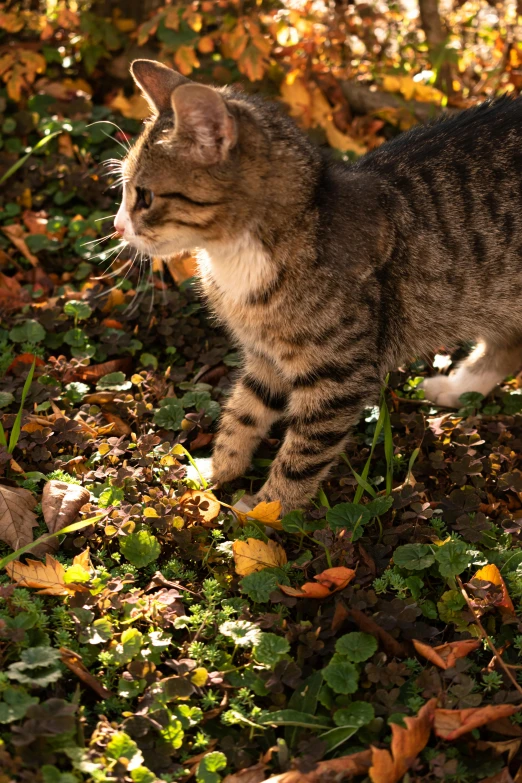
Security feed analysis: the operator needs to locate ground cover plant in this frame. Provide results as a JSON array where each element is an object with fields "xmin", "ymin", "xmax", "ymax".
[{"xmin": 2, "ymin": 1, "xmax": 522, "ymax": 782}]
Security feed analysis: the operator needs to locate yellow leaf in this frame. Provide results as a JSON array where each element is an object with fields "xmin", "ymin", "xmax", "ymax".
[
  {"xmin": 179, "ymin": 490, "xmax": 221, "ymax": 524},
  {"xmin": 413, "ymin": 82, "xmax": 444, "ymax": 104},
  {"xmin": 110, "ymin": 90, "xmax": 151, "ymax": 121},
  {"xmin": 174, "ymin": 46, "xmax": 200, "ymax": 77},
  {"xmin": 5, "ymin": 554, "xmax": 86, "ymax": 595},
  {"xmin": 280, "ymin": 74, "xmax": 312, "ymax": 125},
  {"xmin": 144, "ymin": 508, "xmax": 160, "ymax": 518},
  {"xmin": 233, "ymin": 538, "xmax": 287, "ymax": 576},
  {"xmin": 236, "ymin": 500, "xmax": 282, "ymax": 530},
  {"xmin": 73, "ymin": 548, "xmax": 92, "ymax": 570},
  {"xmin": 191, "ymin": 667, "xmax": 208, "ymax": 686}
]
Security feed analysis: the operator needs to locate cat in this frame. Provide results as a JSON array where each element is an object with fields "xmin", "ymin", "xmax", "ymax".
[{"xmin": 115, "ymin": 58, "xmax": 522, "ymax": 514}]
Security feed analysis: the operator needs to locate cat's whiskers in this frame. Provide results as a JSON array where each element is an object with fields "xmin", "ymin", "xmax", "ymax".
[{"xmin": 87, "ymin": 121, "xmax": 132, "ymax": 153}]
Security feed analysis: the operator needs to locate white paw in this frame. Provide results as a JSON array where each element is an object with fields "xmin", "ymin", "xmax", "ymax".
[{"xmin": 420, "ymin": 375, "xmax": 464, "ymax": 408}]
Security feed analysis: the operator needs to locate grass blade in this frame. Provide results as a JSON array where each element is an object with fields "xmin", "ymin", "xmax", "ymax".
[
  {"xmin": 0, "ymin": 130, "xmax": 62, "ymax": 185},
  {"xmin": 0, "ymin": 420, "xmax": 6, "ymax": 448},
  {"xmin": 8, "ymin": 360, "xmax": 36, "ymax": 453},
  {"xmin": 383, "ymin": 402, "xmax": 394, "ymax": 495}
]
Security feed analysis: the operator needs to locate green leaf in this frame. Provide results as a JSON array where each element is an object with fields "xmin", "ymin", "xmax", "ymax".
[
  {"xmin": 160, "ymin": 719, "xmax": 185, "ymax": 750},
  {"xmin": 326, "ymin": 503, "xmax": 371, "ymax": 540},
  {"xmin": 0, "ymin": 686, "xmax": 39, "ymax": 723},
  {"xmin": 393, "ymin": 543, "xmax": 435, "ymax": 570},
  {"xmin": 154, "ymin": 397, "xmax": 185, "ymax": 430},
  {"xmin": 196, "ymin": 751, "xmax": 227, "ymax": 783},
  {"xmin": 335, "ymin": 632, "xmax": 377, "ymax": 662},
  {"xmin": 7, "ymin": 646, "xmax": 62, "ymax": 687},
  {"xmin": 83, "ymin": 617, "xmax": 114, "ymax": 645},
  {"xmin": 219, "ymin": 620, "xmax": 261, "ymax": 647},
  {"xmin": 286, "ymin": 670, "xmax": 323, "ymax": 748},
  {"xmin": 130, "ymin": 767, "xmax": 157, "ymax": 783},
  {"xmin": 64, "ymin": 382, "xmax": 89, "ymax": 403},
  {"xmin": 322, "ymin": 658, "xmax": 359, "ymax": 695},
  {"xmin": 99, "ymin": 485, "xmax": 124, "ymax": 508},
  {"xmin": 333, "ymin": 701, "xmax": 374, "ymax": 727},
  {"xmin": 259, "ymin": 709, "xmax": 331, "ymax": 729},
  {"xmin": 240, "ymin": 569, "xmax": 279, "ymax": 602},
  {"xmin": 64, "ymin": 300, "xmax": 92, "ymax": 321},
  {"xmin": 365, "ymin": 495, "xmax": 394, "ymax": 518},
  {"xmin": 433, "ymin": 540, "xmax": 472, "ymax": 578},
  {"xmin": 96, "ymin": 371, "xmax": 132, "ymax": 391},
  {"xmin": 112, "ymin": 628, "xmax": 143, "ymax": 665},
  {"xmin": 253, "ymin": 633, "xmax": 290, "ymax": 666},
  {"xmin": 0, "ymin": 392, "xmax": 14, "ymax": 409},
  {"xmin": 120, "ymin": 529, "xmax": 160, "ymax": 567},
  {"xmin": 106, "ymin": 732, "xmax": 143, "ymax": 770},
  {"xmin": 318, "ymin": 725, "xmax": 361, "ymax": 753},
  {"xmin": 9, "ymin": 319, "xmax": 46, "ymax": 343},
  {"xmin": 140, "ymin": 352, "xmax": 158, "ymax": 369}
]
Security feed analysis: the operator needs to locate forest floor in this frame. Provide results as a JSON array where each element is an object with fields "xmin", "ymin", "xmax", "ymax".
[{"xmin": 1, "ymin": 66, "xmax": 522, "ymax": 783}]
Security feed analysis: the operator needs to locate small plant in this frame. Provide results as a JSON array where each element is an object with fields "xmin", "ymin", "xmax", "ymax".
[{"xmin": 0, "ymin": 359, "xmax": 36, "ymax": 454}]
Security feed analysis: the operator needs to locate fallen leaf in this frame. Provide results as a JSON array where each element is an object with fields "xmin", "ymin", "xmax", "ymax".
[
  {"xmin": 235, "ymin": 500, "xmax": 282, "ymax": 530},
  {"xmin": 101, "ymin": 318, "xmax": 125, "ymax": 330},
  {"xmin": 179, "ymin": 489, "xmax": 221, "ymax": 524},
  {"xmin": 263, "ymin": 749, "xmax": 372, "ymax": 782},
  {"xmin": 369, "ymin": 698, "xmax": 437, "ymax": 783},
  {"xmin": 42, "ymin": 480, "xmax": 90, "ymax": 532},
  {"xmin": 434, "ymin": 704, "xmax": 519, "ymax": 741},
  {"xmin": 471, "ymin": 563, "xmax": 515, "ymax": 614},
  {"xmin": 343, "ymin": 605, "xmax": 408, "ymax": 659},
  {"xmin": 0, "ymin": 484, "xmax": 38, "ymax": 551},
  {"xmin": 73, "ymin": 358, "xmax": 132, "ymax": 382},
  {"xmin": 72, "ymin": 548, "xmax": 92, "ymax": 570},
  {"xmin": 102, "ymin": 412, "xmax": 132, "ymax": 436},
  {"xmin": 60, "ymin": 647, "xmax": 113, "ymax": 699},
  {"xmin": 2, "ymin": 224, "xmax": 38, "ymax": 266},
  {"xmin": 58, "ymin": 132, "xmax": 75, "ymax": 158},
  {"xmin": 413, "ymin": 638, "xmax": 481, "ymax": 670},
  {"xmin": 222, "ymin": 764, "xmax": 268, "ymax": 783},
  {"xmin": 279, "ymin": 567, "xmax": 355, "ymax": 599},
  {"xmin": 233, "ymin": 538, "xmax": 287, "ymax": 576},
  {"xmin": 5, "ymin": 553, "xmax": 88, "ymax": 595},
  {"xmin": 477, "ymin": 739, "xmax": 521, "ymax": 762},
  {"xmin": 7, "ymin": 353, "xmax": 45, "ymax": 373},
  {"xmin": 0, "ymin": 271, "xmax": 27, "ymax": 311}
]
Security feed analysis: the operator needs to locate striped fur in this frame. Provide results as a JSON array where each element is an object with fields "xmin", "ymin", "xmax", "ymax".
[{"xmin": 118, "ymin": 60, "xmax": 522, "ymax": 512}]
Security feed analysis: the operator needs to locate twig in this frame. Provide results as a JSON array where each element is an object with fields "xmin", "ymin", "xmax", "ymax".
[{"xmin": 457, "ymin": 576, "xmax": 522, "ymax": 698}]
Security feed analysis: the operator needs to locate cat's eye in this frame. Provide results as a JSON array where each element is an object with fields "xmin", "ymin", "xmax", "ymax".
[{"xmin": 135, "ymin": 187, "xmax": 154, "ymax": 210}]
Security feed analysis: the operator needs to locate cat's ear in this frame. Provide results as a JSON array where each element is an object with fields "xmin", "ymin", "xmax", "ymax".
[
  {"xmin": 171, "ymin": 83, "xmax": 237, "ymax": 165},
  {"xmin": 130, "ymin": 59, "xmax": 189, "ymax": 114}
]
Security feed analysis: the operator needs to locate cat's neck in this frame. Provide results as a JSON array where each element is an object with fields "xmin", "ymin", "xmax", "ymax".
[{"xmin": 197, "ymin": 232, "xmax": 279, "ymax": 303}]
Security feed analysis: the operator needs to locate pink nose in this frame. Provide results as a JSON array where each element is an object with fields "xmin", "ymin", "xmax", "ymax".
[{"xmin": 114, "ymin": 221, "xmax": 125, "ymax": 236}]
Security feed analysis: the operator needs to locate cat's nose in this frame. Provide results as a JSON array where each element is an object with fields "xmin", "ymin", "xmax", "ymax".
[{"xmin": 114, "ymin": 220, "xmax": 125, "ymax": 237}]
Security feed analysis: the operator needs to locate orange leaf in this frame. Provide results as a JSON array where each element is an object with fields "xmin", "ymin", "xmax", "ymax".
[
  {"xmin": 2, "ymin": 224, "xmax": 38, "ymax": 266},
  {"xmin": 472, "ymin": 563, "xmax": 515, "ymax": 614},
  {"xmin": 413, "ymin": 638, "xmax": 481, "ymax": 670},
  {"xmin": 369, "ymin": 698, "xmax": 437, "ymax": 783},
  {"xmin": 434, "ymin": 704, "xmax": 519, "ymax": 741},
  {"xmin": 233, "ymin": 538, "xmax": 287, "ymax": 576},
  {"xmin": 315, "ymin": 567, "xmax": 356, "ymax": 589},
  {"xmin": 7, "ymin": 353, "xmax": 45, "ymax": 373},
  {"xmin": 174, "ymin": 46, "xmax": 200, "ymax": 77},
  {"xmin": 164, "ymin": 252, "xmax": 198, "ymax": 285},
  {"xmin": 5, "ymin": 553, "xmax": 87, "ymax": 595},
  {"xmin": 101, "ymin": 318, "xmax": 125, "ymax": 330},
  {"xmin": 179, "ymin": 489, "xmax": 221, "ymax": 524}
]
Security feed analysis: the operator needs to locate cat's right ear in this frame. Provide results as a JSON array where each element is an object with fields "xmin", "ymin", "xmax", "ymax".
[{"xmin": 130, "ymin": 59, "xmax": 189, "ymax": 114}]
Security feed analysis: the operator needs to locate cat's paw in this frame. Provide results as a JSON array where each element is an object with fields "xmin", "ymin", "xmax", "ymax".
[
  {"xmin": 420, "ymin": 375, "xmax": 463, "ymax": 408},
  {"xmin": 210, "ymin": 450, "xmax": 251, "ymax": 486},
  {"xmin": 255, "ymin": 484, "xmax": 305, "ymax": 517}
]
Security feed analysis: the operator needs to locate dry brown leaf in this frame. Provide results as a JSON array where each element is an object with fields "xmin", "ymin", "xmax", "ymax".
[
  {"xmin": 344, "ymin": 605, "xmax": 408, "ymax": 659},
  {"xmin": 233, "ymin": 538, "xmax": 287, "ymax": 576},
  {"xmin": 222, "ymin": 763, "xmax": 267, "ymax": 783},
  {"xmin": 2, "ymin": 224, "xmax": 38, "ymax": 266},
  {"xmin": 434, "ymin": 704, "xmax": 519, "ymax": 741},
  {"xmin": 369, "ymin": 698, "xmax": 437, "ymax": 783},
  {"xmin": 413, "ymin": 638, "xmax": 481, "ymax": 670},
  {"xmin": 33, "ymin": 480, "xmax": 91, "ymax": 555},
  {"xmin": 102, "ymin": 412, "xmax": 132, "ymax": 436},
  {"xmin": 0, "ymin": 271, "xmax": 27, "ymax": 311},
  {"xmin": 73, "ymin": 358, "xmax": 132, "ymax": 382},
  {"xmin": 60, "ymin": 647, "xmax": 113, "ymax": 699},
  {"xmin": 179, "ymin": 489, "xmax": 221, "ymax": 524},
  {"xmin": 0, "ymin": 483, "xmax": 38, "ymax": 551},
  {"xmin": 5, "ymin": 553, "xmax": 88, "ymax": 595},
  {"xmin": 478, "ymin": 739, "xmax": 521, "ymax": 762},
  {"xmin": 263, "ymin": 749, "xmax": 372, "ymax": 782}
]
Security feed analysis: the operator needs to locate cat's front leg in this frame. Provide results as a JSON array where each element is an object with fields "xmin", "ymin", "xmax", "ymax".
[
  {"xmin": 257, "ymin": 375, "xmax": 382, "ymax": 514},
  {"xmin": 211, "ymin": 354, "xmax": 289, "ymax": 485}
]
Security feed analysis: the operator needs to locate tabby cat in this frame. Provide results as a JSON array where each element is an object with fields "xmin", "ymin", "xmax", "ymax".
[{"xmin": 115, "ymin": 59, "xmax": 522, "ymax": 513}]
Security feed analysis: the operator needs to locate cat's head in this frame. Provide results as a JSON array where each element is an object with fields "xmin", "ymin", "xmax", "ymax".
[{"xmin": 114, "ymin": 59, "xmax": 278, "ymax": 258}]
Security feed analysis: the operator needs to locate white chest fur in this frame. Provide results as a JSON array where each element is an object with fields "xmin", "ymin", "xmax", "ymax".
[{"xmin": 197, "ymin": 232, "xmax": 275, "ymax": 303}]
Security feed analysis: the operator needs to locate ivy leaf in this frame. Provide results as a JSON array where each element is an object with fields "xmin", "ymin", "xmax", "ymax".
[
  {"xmin": 326, "ymin": 503, "xmax": 371, "ymax": 541},
  {"xmin": 393, "ymin": 543, "xmax": 435, "ymax": 570},
  {"xmin": 120, "ymin": 529, "xmax": 161, "ymax": 567},
  {"xmin": 322, "ymin": 657, "xmax": 359, "ymax": 694},
  {"xmin": 240, "ymin": 569, "xmax": 280, "ymax": 603},
  {"xmin": 219, "ymin": 620, "xmax": 261, "ymax": 647},
  {"xmin": 365, "ymin": 495, "xmax": 394, "ymax": 517},
  {"xmin": 96, "ymin": 371, "xmax": 132, "ymax": 391},
  {"xmin": 335, "ymin": 632, "xmax": 377, "ymax": 662},
  {"xmin": 254, "ymin": 633, "xmax": 290, "ymax": 666},
  {"xmin": 7, "ymin": 646, "xmax": 62, "ymax": 687},
  {"xmin": 9, "ymin": 319, "xmax": 46, "ymax": 343},
  {"xmin": 196, "ymin": 751, "xmax": 227, "ymax": 783},
  {"xmin": 154, "ymin": 397, "xmax": 185, "ymax": 430},
  {"xmin": 0, "ymin": 391, "xmax": 14, "ymax": 408},
  {"xmin": 434, "ymin": 540, "xmax": 472, "ymax": 578},
  {"xmin": 112, "ymin": 628, "xmax": 143, "ymax": 665}
]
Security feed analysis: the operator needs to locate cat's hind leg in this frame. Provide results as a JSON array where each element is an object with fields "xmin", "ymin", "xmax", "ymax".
[{"xmin": 421, "ymin": 340, "xmax": 522, "ymax": 408}]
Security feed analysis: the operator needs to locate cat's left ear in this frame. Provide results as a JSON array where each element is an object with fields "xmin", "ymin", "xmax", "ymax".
[{"xmin": 171, "ymin": 83, "xmax": 237, "ymax": 165}]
